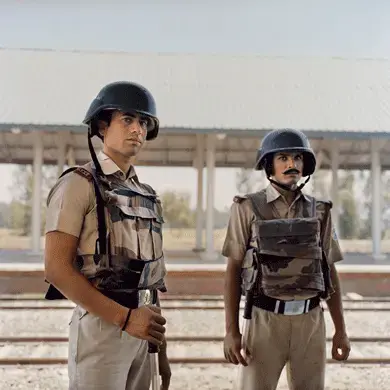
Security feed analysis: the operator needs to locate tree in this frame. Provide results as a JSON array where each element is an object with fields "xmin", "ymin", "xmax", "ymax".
[
  {"xmin": 8, "ymin": 165, "xmax": 58, "ymax": 235},
  {"xmin": 235, "ymin": 168, "xmax": 266, "ymax": 194},
  {"xmin": 310, "ymin": 170, "xmax": 330, "ymax": 199},
  {"xmin": 0, "ymin": 202, "xmax": 11, "ymax": 228},
  {"xmin": 359, "ymin": 170, "xmax": 390, "ymax": 239},
  {"xmin": 338, "ymin": 171, "xmax": 359, "ymax": 239},
  {"xmin": 159, "ymin": 190, "xmax": 195, "ymax": 229}
]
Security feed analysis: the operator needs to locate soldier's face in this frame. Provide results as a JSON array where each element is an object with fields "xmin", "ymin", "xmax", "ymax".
[
  {"xmin": 100, "ymin": 111, "xmax": 148, "ymax": 158},
  {"xmin": 272, "ymin": 152, "xmax": 303, "ymax": 186}
]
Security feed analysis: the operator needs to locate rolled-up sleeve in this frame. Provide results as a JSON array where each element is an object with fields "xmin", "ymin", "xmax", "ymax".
[
  {"xmin": 45, "ymin": 173, "xmax": 93, "ymax": 239},
  {"xmin": 221, "ymin": 199, "xmax": 254, "ymax": 263}
]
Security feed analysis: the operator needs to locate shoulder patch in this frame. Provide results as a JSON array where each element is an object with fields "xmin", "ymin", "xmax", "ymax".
[
  {"xmin": 74, "ymin": 167, "xmax": 93, "ymax": 182},
  {"xmin": 233, "ymin": 195, "xmax": 248, "ymax": 203}
]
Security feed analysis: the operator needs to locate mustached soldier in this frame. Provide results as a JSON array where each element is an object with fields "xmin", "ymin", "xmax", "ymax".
[
  {"xmin": 44, "ymin": 81, "xmax": 171, "ymax": 390},
  {"xmin": 222, "ymin": 129, "xmax": 351, "ymax": 390}
]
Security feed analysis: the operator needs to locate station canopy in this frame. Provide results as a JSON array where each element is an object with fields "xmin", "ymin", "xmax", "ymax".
[{"xmin": 0, "ymin": 48, "xmax": 389, "ymax": 170}]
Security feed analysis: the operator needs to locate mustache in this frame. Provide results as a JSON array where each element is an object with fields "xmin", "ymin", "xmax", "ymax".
[{"xmin": 283, "ymin": 168, "xmax": 300, "ymax": 175}]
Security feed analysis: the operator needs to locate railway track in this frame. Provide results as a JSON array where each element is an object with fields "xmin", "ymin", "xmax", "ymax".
[
  {"xmin": 0, "ymin": 337, "xmax": 389, "ymax": 365},
  {"xmin": 1, "ymin": 293, "xmax": 390, "ymax": 302},
  {"xmin": 1, "ymin": 335, "xmax": 390, "ymax": 343},
  {"xmin": 1, "ymin": 304, "xmax": 389, "ymax": 311},
  {"xmin": 1, "ymin": 295, "xmax": 390, "ymax": 367},
  {"xmin": 1, "ymin": 296, "xmax": 390, "ymax": 311}
]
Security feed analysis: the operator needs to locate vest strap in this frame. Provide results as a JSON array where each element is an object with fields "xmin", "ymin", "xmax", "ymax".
[{"xmin": 246, "ymin": 190, "xmax": 273, "ymax": 220}]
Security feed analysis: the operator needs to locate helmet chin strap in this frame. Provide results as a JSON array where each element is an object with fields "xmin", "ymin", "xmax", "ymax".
[
  {"xmin": 87, "ymin": 128, "xmax": 105, "ymax": 178},
  {"xmin": 267, "ymin": 176, "xmax": 311, "ymax": 192}
]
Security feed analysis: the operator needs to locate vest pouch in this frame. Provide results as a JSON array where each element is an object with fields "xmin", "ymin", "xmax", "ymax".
[
  {"xmin": 150, "ymin": 218, "xmax": 164, "ymax": 260},
  {"xmin": 92, "ymin": 177, "xmax": 167, "ymax": 293},
  {"xmin": 111, "ymin": 203, "xmax": 164, "ymax": 262},
  {"xmin": 255, "ymin": 217, "xmax": 324, "ymax": 297},
  {"xmin": 241, "ymin": 248, "xmax": 259, "ymax": 294},
  {"xmin": 138, "ymin": 255, "xmax": 167, "ymax": 290},
  {"xmin": 92, "ymin": 254, "xmax": 167, "ymax": 292},
  {"xmin": 94, "ymin": 255, "xmax": 146, "ymax": 291},
  {"xmin": 256, "ymin": 217, "xmax": 322, "ymax": 259}
]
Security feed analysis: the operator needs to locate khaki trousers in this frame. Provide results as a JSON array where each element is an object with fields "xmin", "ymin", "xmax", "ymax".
[
  {"xmin": 68, "ymin": 305, "xmax": 151, "ymax": 390},
  {"xmin": 236, "ymin": 305, "xmax": 326, "ymax": 390}
]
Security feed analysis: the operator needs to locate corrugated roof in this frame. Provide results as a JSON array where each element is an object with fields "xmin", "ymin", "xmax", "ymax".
[{"xmin": 0, "ymin": 48, "xmax": 389, "ymax": 132}]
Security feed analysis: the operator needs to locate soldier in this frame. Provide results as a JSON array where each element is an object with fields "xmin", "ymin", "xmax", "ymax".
[
  {"xmin": 44, "ymin": 81, "xmax": 171, "ymax": 390},
  {"xmin": 222, "ymin": 129, "xmax": 351, "ymax": 390}
]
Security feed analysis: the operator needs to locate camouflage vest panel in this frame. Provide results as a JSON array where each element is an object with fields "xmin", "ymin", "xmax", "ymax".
[
  {"xmin": 77, "ymin": 163, "xmax": 167, "ymax": 294},
  {"xmin": 247, "ymin": 190, "xmax": 324, "ymax": 297}
]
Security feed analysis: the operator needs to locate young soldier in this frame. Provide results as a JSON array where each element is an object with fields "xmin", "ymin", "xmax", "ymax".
[
  {"xmin": 222, "ymin": 129, "xmax": 351, "ymax": 390},
  {"xmin": 44, "ymin": 81, "xmax": 171, "ymax": 390}
]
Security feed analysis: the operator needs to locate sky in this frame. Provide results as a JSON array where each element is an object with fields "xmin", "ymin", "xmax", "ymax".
[{"xmin": 1, "ymin": 0, "xmax": 389, "ymax": 209}]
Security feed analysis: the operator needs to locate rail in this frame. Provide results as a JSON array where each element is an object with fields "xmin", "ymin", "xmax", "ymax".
[
  {"xmin": 2, "ymin": 294, "xmax": 390, "ymax": 302},
  {"xmin": 0, "ymin": 357, "xmax": 388, "ymax": 365},
  {"xmin": 1, "ymin": 336, "xmax": 390, "ymax": 343},
  {"xmin": 1, "ymin": 304, "xmax": 390, "ymax": 312}
]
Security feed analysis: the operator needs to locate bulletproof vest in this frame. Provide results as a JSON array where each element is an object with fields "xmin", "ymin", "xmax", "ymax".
[
  {"xmin": 245, "ymin": 189, "xmax": 330, "ymax": 298},
  {"xmin": 45, "ymin": 163, "xmax": 166, "ymax": 300}
]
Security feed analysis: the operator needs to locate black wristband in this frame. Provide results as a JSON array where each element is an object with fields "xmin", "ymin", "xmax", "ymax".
[{"xmin": 121, "ymin": 309, "xmax": 132, "ymax": 331}]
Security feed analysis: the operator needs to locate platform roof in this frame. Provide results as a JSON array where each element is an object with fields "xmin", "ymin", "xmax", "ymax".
[{"xmin": 0, "ymin": 48, "xmax": 389, "ymax": 169}]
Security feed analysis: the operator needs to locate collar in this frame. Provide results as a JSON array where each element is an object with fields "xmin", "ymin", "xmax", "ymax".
[
  {"xmin": 96, "ymin": 151, "xmax": 137, "ymax": 179},
  {"xmin": 265, "ymin": 183, "xmax": 311, "ymax": 204}
]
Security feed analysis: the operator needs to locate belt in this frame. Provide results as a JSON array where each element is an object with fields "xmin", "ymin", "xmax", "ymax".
[
  {"xmin": 253, "ymin": 294, "xmax": 320, "ymax": 316},
  {"xmin": 100, "ymin": 289, "xmax": 157, "ymax": 309}
]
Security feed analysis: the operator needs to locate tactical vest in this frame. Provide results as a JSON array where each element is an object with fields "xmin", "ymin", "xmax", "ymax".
[
  {"xmin": 241, "ymin": 189, "xmax": 332, "ymax": 299},
  {"xmin": 45, "ymin": 162, "xmax": 167, "ymax": 300}
]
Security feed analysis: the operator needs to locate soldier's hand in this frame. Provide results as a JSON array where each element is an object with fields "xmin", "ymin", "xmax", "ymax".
[
  {"xmin": 332, "ymin": 331, "xmax": 351, "ymax": 361},
  {"xmin": 124, "ymin": 305, "xmax": 166, "ymax": 346},
  {"xmin": 223, "ymin": 331, "xmax": 252, "ymax": 366}
]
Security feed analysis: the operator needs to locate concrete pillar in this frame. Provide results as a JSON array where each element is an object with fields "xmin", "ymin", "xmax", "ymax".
[
  {"xmin": 205, "ymin": 134, "xmax": 216, "ymax": 260},
  {"xmin": 371, "ymin": 139, "xmax": 383, "ymax": 260},
  {"xmin": 67, "ymin": 146, "xmax": 76, "ymax": 166},
  {"xmin": 57, "ymin": 132, "xmax": 66, "ymax": 177},
  {"xmin": 31, "ymin": 130, "xmax": 44, "ymax": 253},
  {"xmin": 330, "ymin": 139, "xmax": 340, "ymax": 235},
  {"xmin": 310, "ymin": 149, "xmax": 324, "ymax": 196},
  {"xmin": 194, "ymin": 134, "xmax": 204, "ymax": 252}
]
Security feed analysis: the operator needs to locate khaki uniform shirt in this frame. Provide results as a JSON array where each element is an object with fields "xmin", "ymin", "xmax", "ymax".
[
  {"xmin": 45, "ymin": 151, "xmax": 162, "ymax": 270},
  {"xmin": 222, "ymin": 184, "xmax": 343, "ymax": 300}
]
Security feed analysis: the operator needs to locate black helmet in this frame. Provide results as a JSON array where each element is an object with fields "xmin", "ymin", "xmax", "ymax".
[
  {"xmin": 254, "ymin": 128, "xmax": 316, "ymax": 177},
  {"xmin": 83, "ymin": 81, "xmax": 159, "ymax": 141}
]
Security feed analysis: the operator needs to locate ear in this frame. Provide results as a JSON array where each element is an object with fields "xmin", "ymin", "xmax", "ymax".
[{"xmin": 97, "ymin": 120, "xmax": 108, "ymax": 138}]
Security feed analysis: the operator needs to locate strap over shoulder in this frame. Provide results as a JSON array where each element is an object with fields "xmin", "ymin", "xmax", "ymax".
[
  {"xmin": 59, "ymin": 164, "xmax": 107, "ymax": 256},
  {"xmin": 58, "ymin": 166, "xmax": 78, "ymax": 179},
  {"xmin": 317, "ymin": 199, "xmax": 333, "ymax": 209},
  {"xmin": 234, "ymin": 189, "xmax": 274, "ymax": 220},
  {"xmin": 304, "ymin": 196, "xmax": 333, "ymax": 219}
]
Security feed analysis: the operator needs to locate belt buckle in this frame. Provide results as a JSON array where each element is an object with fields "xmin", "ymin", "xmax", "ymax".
[
  {"xmin": 138, "ymin": 289, "xmax": 151, "ymax": 307},
  {"xmin": 283, "ymin": 299, "xmax": 309, "ymax": 315}
]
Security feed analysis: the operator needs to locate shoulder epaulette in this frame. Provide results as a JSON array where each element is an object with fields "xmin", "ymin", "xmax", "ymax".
[
  {"xmin": 58, "ymin": 166, "xmax": 78, "ymax": 179},
  {"xmin": 233, "ymin": 194, "xmax": 248, "ymax": 203},
  {"xmin": 74, "ymin": 167, "xmax": 94, "ymax": 182}
]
